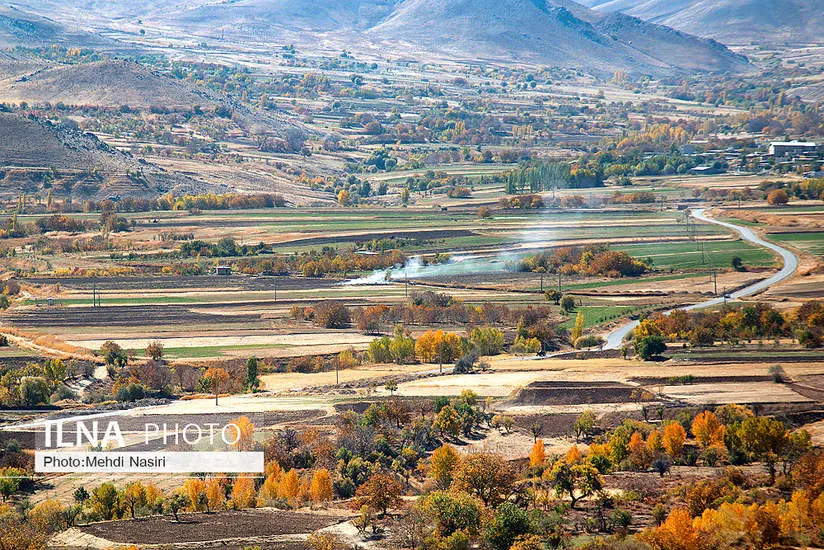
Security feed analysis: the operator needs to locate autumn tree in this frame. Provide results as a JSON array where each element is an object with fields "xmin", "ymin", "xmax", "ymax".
[
  {"xmin": 310, "ymin": 468, "xmax": 334, "ymax": 504},
  {"xmin": 433, "ymin": 405, "xmax": 460, "ymax": 439},
  {"xmin": 231, "ymin": 476, "xmax": 257, "ymax": 509},
  {"xmin": 662, "ymin": 422, "xmax": 687, "ymax": 460},
  {"xmin": 145, "ymin": 340, "xmax": 165, "ymax": 361},
  {"xmin": 692, "ymin": 411, "xmax": 726, "ymax": 449},
  {"xmin": 453, "ymin": 452, "xmax": 516, "ymax": 507},
  {"xmin": 529, "ymin": 439, "xmax": 546, "ymax": 468},
  {"xmin": 431, "ymin": 444, "xmax": 461, "ymax": 488},
  {"xmin": 205, "ymin": 477, "xmax": 226, "ymax": 511},
  {"xmin": 122, "ymin": 481, "xmax": 147, "ymax": 518},
  {"xmin": 766, "ymin": 189, "xmax": 789, "ymax": 206},
  {"xmin": 352, "ymin": 471, "xmax": 403, "ymax": 517},
  {"xmin": 203, "ymin": 367, "xmax": 229, "ymax": 405},
  {"xmin": 415, "ymin": 330, "xmax": 462, "ymax": 364},
  {"xmin": 230, "ymin": 415, "xmax": 256, "ymax": 451}
]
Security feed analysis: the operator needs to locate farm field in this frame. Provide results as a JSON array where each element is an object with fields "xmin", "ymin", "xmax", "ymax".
[{"xmin": 0, "ymin": 11, "xmax": 822, "ymax": 548}]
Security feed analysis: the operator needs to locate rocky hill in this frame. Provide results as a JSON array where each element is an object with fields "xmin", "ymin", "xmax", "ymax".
[{"xmin": 583, "ymin": 0, "xmax": 823, "ymax": 44}]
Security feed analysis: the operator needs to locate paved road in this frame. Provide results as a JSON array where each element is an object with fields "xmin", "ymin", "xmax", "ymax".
[{"xmin": 603, "ymin": 208, "xmax": 799, "ymax": 349}]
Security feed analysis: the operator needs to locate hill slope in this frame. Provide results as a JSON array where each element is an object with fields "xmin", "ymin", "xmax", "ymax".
[
  {"xmin": 584, "ymin": 0, "xmax": 823, "ymax": 44},
  {"xmin": 369, "ymin": 0, "xmax": 747, "ymax": 75},
  {"xmin": 0, "ymin": 5, "xmax": 108, "ymax": 48},
  {"xmin": 0, "ymin": 59, "xmax": 217, "ymax": 110},
  {"xmin": 0, "ymin": 112, "xmax": 201, "ymax": 198}
]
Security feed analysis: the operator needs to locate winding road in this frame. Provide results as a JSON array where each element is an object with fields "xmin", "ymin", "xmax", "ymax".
[{"xmin": 603, "ymin": 208, "xmax": 799, "ymax": 349}]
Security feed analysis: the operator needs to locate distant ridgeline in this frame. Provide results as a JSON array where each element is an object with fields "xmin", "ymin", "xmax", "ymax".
[{"xmin": 505, "ymin": 161, "xmax": 604, "ymax": 194}]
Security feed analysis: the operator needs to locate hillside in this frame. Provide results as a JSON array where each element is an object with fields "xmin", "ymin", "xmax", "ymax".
[
  {"xmin": 0, "ymin": 112, "xmax": 202, "ymax": 199},
  {"xmin": 368, "ymin": 0, "xmax": 747, "ymax": 75},
  {"xmin": 583, "ymin": 0, "xmax": 823, "ymax": 44},
  {"xmin": 0, "ymin": 59, "xmax": 218, "ymax": 110},
  {"xmin": 0, "ymin": 5, "xmax": 108, "ymax": 48},
  {"xmin": 176, "ymin": 0, "xmax": 400, "ymax": 33}
]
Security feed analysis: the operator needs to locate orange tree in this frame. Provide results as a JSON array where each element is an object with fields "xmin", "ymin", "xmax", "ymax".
[{"xmin": 203, "ymin": 367, "xmax": 230, "ymax": 405}]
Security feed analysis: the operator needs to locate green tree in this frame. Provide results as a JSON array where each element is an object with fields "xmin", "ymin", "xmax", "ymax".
[
  {"xmin": 419, "ymin": 490, "xmax": 482, "ymax": 537},
  {"xmin": 19, "ymin": 376, "xmax": 50, "ymax": 406},
  {"xmin": 560, "ymin": 295, "xmax": 576, "ymax": 313},
  {"xmin": 546, "ymin": 460, "xmax": 602, "ymax": 509},
  {"xmin": 434, "ymin": 405, "xmax": 460, "ymax": 439},
  {"xmin": 469, "ymin": 327, "xmax": 505, "ymax": 356},
  {"xmin": 245, "ymin": 356, "xmax": 260, "ymax": 392},
  {"xmin": 485, "ymin": 502, "xmax": 531, "ymax": 550},
  {"xmin": 0, "ymin": 467, "xmax": 25, "ymax": 501},
  {"xmin": 635, "ymin": 335, "xmax": 666, "ymax": 360},
  {"xmin": 574, "ymin": 410, "xmax": 596, "ymax": 442},
  {"xmin": 88, "ymin": 482, "xmax": 122, "ymax": 520}
]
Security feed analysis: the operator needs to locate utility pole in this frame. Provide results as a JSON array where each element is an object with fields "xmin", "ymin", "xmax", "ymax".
[
  {"xmin": 713, "ymin": 270, "xmax": 718, "ymax": 296},
  {"xmin": 273, "ymin": 278, "xmax": 277, "ymax": 302}
]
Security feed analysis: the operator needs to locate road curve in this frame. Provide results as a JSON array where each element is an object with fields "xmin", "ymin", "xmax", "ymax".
[{"xmin": 603, "ymin": 208, "xmax": 799, "ymax": 349}]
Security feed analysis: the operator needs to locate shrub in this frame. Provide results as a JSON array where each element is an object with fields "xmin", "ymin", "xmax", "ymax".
[
  {"xmin": 115, "ymin": 383, "xmax": 147, "ymax": 402},
  {"xmin": 313, "ymin": 301, "xmax": 351, "ymax": 329},
  {"xmin": 575, "ymin": 335, "xmax": 605, "ymax": 349}
]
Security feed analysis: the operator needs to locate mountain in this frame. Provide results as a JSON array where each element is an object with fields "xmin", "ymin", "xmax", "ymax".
[
  {"xmin": 583, "ymin": 0, "xmax": 823, "ymax": 44},
  {"xmin": 175, "ymin": 0, "xmax": 400, "ymax": 34},
  {"xmin": 7, "ymin": 0, "xmax": 748, "ymax": 76},
  {"xmin": 369, "ymin": 0, "xmax": 747, "ymax": 75},
  {"xmin": 0, "ymin": 111, "xmax": 203, "ymax": 198},
  {"xmin": 0, "ymin": 5, "xmax": 108, "ymax": 48}
]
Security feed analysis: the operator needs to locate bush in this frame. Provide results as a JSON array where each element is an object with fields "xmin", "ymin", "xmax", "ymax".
[
  {"xmin": 115, "ymin": 383, "xmax": 147, "ymax": 402},
  {"xmin": 575, "ymin": 335, "xmax": 605, "ymax": 349},
  {"xmin": 313, "ymin": 301, "xmax": 351, "ymax": 329},
  {"xmin": 51, "ymin": 385, "xmax": 77, "ymax": 402}
]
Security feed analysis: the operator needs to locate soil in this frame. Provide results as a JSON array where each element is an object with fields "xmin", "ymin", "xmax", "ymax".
[
  {"xmin": 78, "ymin": 508, "xmax": 346, "ymax": 545},
  {"xmin": 512, "ymin": 381, "xmax": 654, "ymax": 406}
]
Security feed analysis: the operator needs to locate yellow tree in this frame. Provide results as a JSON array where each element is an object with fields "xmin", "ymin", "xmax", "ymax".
[
  {"xmin": 571, "ymin": 311, "xmax": 585, "ymax": 341},
  {"xmin": 231, "ymin": 476, "xmax": 256, "ymax": 509},
  {"xmin": 182, "ymin": 478, "xmax": 207, "ymax": 511},
  {"xmin": 663, "ymin": 423, "xmax": 687, "ymax": 460},
  {"xmin": 278, "ymin": 468, "xmax": 301, "ymax": 505},
  {"xmin": 231, "ymin": 416, "xmax": 256, "ymax": 451},
  {"xmin": 258, "ymin": 470, "xmax": 281, "ymax": 506},
  {"xmin": 565, "ymin": 445, "xmax": 582, "ymax": 465},
  {"xmin": 205, "ymin": 477, "xmax": 226, "ymax": 511},
  {"xmin": 692, "ymin": 411, "xmax": 726, "ymax": 449},
  {"xmin": 529, "ymin": 440, "xmax": 546, "ymax": 468},
  {"xmin": 430, "ymin": 444, "xmax": 461, "ymax": 488},
  {"xmin": 310, "ymin": 469, "xmax": 334, "ymax": 504}
]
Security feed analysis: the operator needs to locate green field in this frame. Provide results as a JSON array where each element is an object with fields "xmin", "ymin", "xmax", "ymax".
[
  {"xmin": 559, "ymin": 305, "xmax": 639, "ymax": 330},
  {"xmin": 615, "ymin": 240, "xmax": 776, "ymax": 270},
  {"xmin": 770, "ymin": 232, "xmax": 824, "ymax": 258}
]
